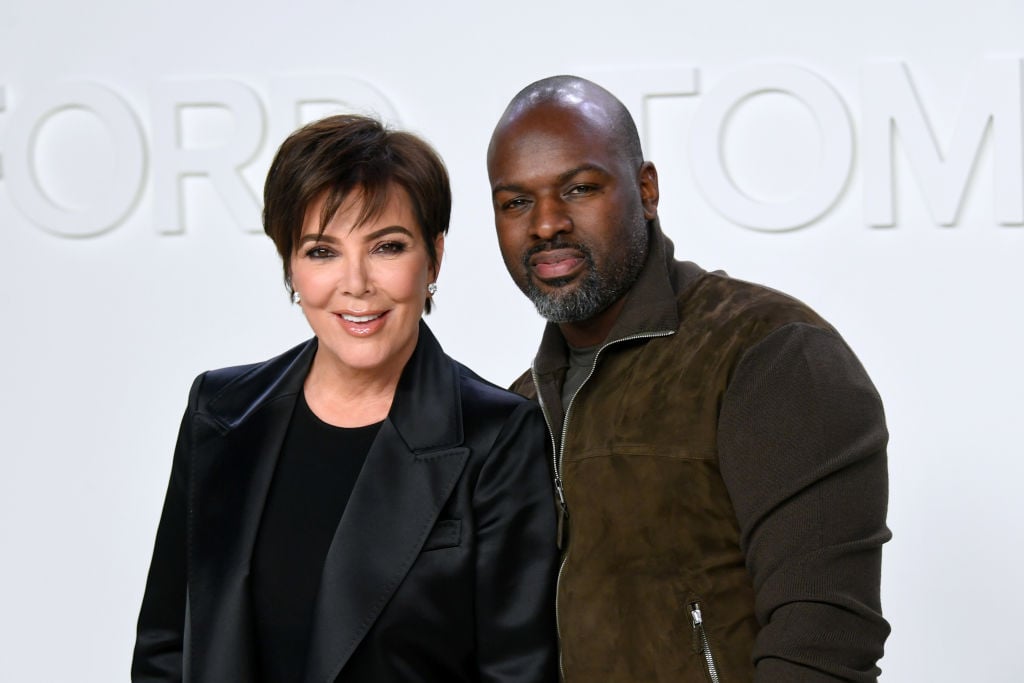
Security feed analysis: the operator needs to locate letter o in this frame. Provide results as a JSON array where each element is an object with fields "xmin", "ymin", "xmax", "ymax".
[
  {"xmin": 5, "ymin": 83, "xmax": 145, "ymax": 237},
  {"xmin": 689, "ymin": 64, "xmax": 853, "ymax": 231}
]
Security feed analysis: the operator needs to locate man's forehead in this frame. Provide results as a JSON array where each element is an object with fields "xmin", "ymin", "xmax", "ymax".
[
  {"xmin": 495, "ymin": 101, "xmax": 614, "ymax": 154},
  {"xmin": 488, "ymin": 133, "xmax": 621, "ymax": 195}
]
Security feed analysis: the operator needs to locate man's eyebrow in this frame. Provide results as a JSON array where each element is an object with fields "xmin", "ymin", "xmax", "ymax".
[
  {"xmin": 491, "ymin": 182, "xmax": 527, "ymax": 198},
  {"xmin": 492, "ymin": 164, "xmax": 611, "ymax": 197},
  {"xmin": 557, "ymin": 164, "xmax": 609, "ymax": 184}
]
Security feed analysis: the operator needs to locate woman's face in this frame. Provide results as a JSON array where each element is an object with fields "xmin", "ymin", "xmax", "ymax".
[{"xmin": 290, "ymin": 187, "xmax": 442, "ymax": 381}]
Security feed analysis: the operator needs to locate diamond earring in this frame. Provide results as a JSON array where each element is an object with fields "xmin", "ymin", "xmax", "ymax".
[
  {"xmin": 427, "ymin": 282, "xmax": 438, "ymax": 296},
  {"xmin": 291, "ymin": 291, "xmax": 301, "ymax": 305}
]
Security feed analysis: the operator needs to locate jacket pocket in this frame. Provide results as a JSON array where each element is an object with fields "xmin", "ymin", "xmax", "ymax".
[
  {"xmin": 689, "ymin": 600, "xmax": 722, "ymax": 683},
  {"xmin": 422, "ymin": 518, "xmax": 462, "ymax": 551}
]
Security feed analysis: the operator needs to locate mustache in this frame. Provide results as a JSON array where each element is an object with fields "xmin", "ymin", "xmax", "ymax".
[{"xmin": 523, "ymin": 239, "xmax": 592, "ymax": 262}]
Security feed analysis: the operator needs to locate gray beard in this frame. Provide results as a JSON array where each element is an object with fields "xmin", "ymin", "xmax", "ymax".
[
  {"xmin": 522, "ymin": 227, "xmax": 647, "ymax": 324},
  {"xmin": 525, "ymin": 263, "xmax": 612, "ymax": 323}
]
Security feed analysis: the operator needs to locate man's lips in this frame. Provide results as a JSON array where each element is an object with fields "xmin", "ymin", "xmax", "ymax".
[{"xmin": 529, "ymin": 248, "xmax": 585, "ymax": 280}]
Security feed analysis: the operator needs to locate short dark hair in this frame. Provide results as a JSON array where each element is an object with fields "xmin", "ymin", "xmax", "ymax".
[{"xmin": 263, "ymin": 114, "xmax": 450, "ymax": 312}]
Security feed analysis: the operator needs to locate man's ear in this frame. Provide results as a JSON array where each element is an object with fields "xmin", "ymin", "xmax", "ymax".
[{"xmin": 639, "ymin": 161, "xmax": 660, "ymax": 220}]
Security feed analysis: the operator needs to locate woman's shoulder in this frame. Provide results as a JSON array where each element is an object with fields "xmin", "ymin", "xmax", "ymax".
[
  {"xmin": 452, "ymin": 360, "xmax": 532, "ymax": 407},
  {"xmin": 187, "ymin": 338, "xmax": 315, "ymax": 420},
  {"xmin": 450, "ymin": 358, "xmax": 544, "ymax": 434}
]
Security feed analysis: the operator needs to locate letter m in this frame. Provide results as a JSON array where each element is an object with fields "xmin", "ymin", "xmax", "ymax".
[{"xmin": 863, "ymin": 58, "xmax": 1023, "ymax": 226}]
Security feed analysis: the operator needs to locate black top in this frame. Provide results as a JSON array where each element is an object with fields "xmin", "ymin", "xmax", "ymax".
[{"xmin": 251, "ymin": 391, "xmax": 379, "ymax": 682}]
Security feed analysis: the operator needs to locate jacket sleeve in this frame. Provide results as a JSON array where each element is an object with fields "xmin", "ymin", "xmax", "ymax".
[
  {"xmin": 473, "ymin": 401, "xmax": 560, "ymax": 682},
  {"xmin": 131, "ymin": 376, "xmax": 203, "ymax": 682},
  {"xmin": 717, "ymin": 323, "xmax": 891, "ymax": 682}
]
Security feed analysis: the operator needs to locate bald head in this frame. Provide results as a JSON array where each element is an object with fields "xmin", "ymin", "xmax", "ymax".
[{"xmin": 488, "ymin": 75, "xmax": 644, "ymax": 170}]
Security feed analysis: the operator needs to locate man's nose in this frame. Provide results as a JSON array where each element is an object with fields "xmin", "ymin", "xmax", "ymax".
[{"xmin": 531, "ymin": 197, "xmax": 572, "ymax": 241}]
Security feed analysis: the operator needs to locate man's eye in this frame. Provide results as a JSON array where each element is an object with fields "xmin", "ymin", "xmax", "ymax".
[
  {"xmin": 502, "ymin": 197, "xmax": 529, "ymax": 211},
  {"xmin": 567, "ymin": 184, "xmax": 596, "ymax": 195}
]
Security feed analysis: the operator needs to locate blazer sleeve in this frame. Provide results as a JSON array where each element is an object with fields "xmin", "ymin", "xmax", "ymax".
[
  {"xmin": 718, "ymin": 323, "xmax": 891, "ymax": 682},
  {"xmin": 472, "ymin": 401, "xmax": 560, "ymax": 682},
  {"xmin": 131, "ymin": 375, "xmax": 203, "ymax": 682}
]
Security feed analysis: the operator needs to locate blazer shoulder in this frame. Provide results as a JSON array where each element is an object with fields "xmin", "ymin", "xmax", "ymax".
[
  {"xmin": 191, "ymin": 339, "xmax": 315, "ymax": 426},
  {"xmin": 453, "ymin": 360, "xmax": 542, "ymax": 431},
  {"xmin": 508, "ymin": 369, "xmax": 536, "ymax": 399},
  {"xmin": 455, "ymin": 361, "xmax": 533, "ymax": 410}
]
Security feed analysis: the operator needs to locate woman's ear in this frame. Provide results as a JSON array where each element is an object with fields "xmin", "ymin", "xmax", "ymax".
[{"xmin": 431, "ymin": 233, "xmax": 445, "ymax": 282}]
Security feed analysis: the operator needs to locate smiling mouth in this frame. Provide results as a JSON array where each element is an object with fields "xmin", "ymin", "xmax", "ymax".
[{"xmin": 340, "ymin": 312, "xmax": 383, "ymax": 323}]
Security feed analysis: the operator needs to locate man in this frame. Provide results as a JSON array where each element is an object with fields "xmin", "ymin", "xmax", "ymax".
[{"xmin": 486, "ymin": 75, "xmax": 890, "ymax": 682}]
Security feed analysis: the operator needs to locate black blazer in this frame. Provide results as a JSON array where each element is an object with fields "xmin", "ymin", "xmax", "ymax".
[{"xmin": 132, "ymin": 322, "xmax": 559, "ymax": 682}]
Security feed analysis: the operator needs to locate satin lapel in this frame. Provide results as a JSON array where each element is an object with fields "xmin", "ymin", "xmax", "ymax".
[
  {"xmin": 304, "ymin": 322, "xmax": 469, "ymax": 683},
  {"xmin": 188, "ymin": 341, "xmax": 314, "ymax": 680}
]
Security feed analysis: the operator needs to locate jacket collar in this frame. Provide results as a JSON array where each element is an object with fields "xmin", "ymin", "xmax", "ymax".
[
  {"xmin": 532, "ymin": 219, "xmax": 700, "ymax": 376},
  {"xmin": 189, "ymin": 320, "xmax": 469, "ymax": 682},
  {"xmin": 387, "ymin": 322, "xmax": 464, "ymax": 452}
]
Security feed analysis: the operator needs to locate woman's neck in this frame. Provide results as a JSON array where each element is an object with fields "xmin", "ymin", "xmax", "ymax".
[{"xmin": 302, "ymin": 350, "xmax": 405, "ymax": 427}]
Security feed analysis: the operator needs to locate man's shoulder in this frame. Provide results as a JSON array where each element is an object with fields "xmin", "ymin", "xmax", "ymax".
[{"xmin": 674, "ymin": 263, "xmax": 832, "ymax": 333}]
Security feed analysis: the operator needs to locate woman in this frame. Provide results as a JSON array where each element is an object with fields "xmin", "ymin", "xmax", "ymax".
[{"xmin": 131, "ymin": 115, "xmax": 559, "ymax": 682}]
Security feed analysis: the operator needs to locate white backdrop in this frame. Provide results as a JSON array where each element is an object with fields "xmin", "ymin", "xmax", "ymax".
[{"xmin": 1, "ymin": 1, "xmax": 1022, "ymax": 680}]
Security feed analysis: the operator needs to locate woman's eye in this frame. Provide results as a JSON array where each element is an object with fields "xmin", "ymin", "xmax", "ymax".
[
  {"xmin": 305, "ymin": 245, "xmax": 333, "ymax": 259},
  {"xmin": 375, "ymin": 241, "xmax": 407, "ymax": 255}
]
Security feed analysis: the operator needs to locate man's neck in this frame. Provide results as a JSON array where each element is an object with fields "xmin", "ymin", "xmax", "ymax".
[{"xmin": 558, "ymin": 296, "xmax": 628, "ymax": 348}]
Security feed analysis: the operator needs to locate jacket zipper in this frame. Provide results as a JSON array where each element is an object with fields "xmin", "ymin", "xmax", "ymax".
[
  {"xmin": 689, "ymin": 601, "xmax": 721, "ymax": 683},
  {"xmin": 532, "ymin": 329, "xmax": 673, "ymax": 682},
  {"xmin": 530, "ymin": 369, "xmax": 568, "ymax": 682}
]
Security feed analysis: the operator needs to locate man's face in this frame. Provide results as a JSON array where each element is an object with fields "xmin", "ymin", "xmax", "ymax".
[{"xmin": 487, "ymin": 103, "xmax": 656, "ymax": 325}]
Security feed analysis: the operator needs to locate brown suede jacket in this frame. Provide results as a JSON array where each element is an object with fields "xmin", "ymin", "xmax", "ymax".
[{"xmin": 511, "ymin": 222, "xmax": 891, "ymax": 682}]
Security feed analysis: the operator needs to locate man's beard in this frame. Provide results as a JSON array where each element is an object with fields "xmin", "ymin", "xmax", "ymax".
[{"xmin": 521, "ymin": 227, "xmax": 648, "ymax": 324}]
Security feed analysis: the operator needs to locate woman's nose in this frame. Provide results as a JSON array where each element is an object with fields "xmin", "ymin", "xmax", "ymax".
[{"xmin": 337, "ymin": 256, "xmax": 371, "ymax": 296}]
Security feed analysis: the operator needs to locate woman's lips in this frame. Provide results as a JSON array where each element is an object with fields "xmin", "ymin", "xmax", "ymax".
[
  {"xmin": 530, "ymin": 249, "xmax": 585, "ymax": 280},
  {"xmin": 336, "ymin": 309, "xmax": 388, "ymax": 336},
  {"xmin": 341, "ymin": 312, "xmax": 382, "ymax": 323}
]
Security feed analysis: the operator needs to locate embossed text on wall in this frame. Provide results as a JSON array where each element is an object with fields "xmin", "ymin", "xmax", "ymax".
[{"xmin": 1, "ymin": 60, "xmax": 1021, "ymax": 238}]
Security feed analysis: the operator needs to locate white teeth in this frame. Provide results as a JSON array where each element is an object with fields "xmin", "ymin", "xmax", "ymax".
[{"xmin": 341, "ymin": 313, "xmax": 382, "ymax": 323}]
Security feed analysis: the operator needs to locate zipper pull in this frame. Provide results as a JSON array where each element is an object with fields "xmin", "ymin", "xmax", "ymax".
[
  {"xmin": 689, "ymin": 601, "xmax": 722, "ymax": 683},
  {"xmin": 689, "ymin": 602, "xmax": 704, "ymax": 653},
  {"xmin": 554, "ymin": 475, "xmax": 569, "ymax": 550}
]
